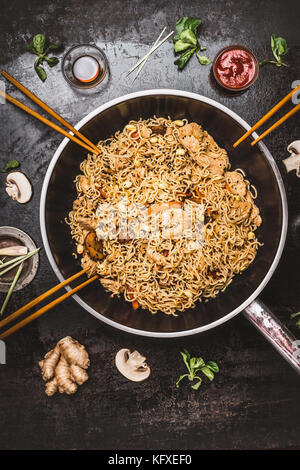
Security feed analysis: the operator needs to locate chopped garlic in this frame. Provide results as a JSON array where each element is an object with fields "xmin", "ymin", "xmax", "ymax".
[
  {"xmin": 126, "ymin": 124, "xmax": 137, "ymax": 132},
  {"xmin": 77, "ymin": 244, "xmax": 84, "ymax": 254}
]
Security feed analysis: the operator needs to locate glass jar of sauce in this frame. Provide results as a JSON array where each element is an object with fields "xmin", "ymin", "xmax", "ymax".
[{"xmin": 213, "ymin": 45, "xmax": 259, "ymax": 91}]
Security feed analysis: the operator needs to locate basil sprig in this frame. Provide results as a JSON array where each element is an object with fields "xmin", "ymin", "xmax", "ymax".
[
  {"xmin": 291, "ymin": 312, "xmax": 300, "ymax": 329},
  {"xmin": 176, "ymin": 348, "xmax": 219, "ymax": 390},
  {"xmin": 0, "ymin": 159, "xmax": 20, "ymax": 173},
  {"xmin": 26, "ymin": 34, "xmax": 61, "ymax": 81},
  {"xmin": 260, "ymin": 34, "xmax": 289, "ymax": 67},
  {"xmin": 174, "ymin": 17, "xmax": 211, "ymax": 70}
]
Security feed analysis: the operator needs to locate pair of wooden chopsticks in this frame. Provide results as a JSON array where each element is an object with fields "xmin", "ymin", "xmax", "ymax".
[
  {"xmin": 0, "ymin": 268, "xmax": 98, "ymax": 340},
  {"xmin": 0, "ymin": 70, "xmax": 100, "ymax": 155},
  {"xmin": 233, "ymin": 83, "xmax": 300, "ymax": 148}
]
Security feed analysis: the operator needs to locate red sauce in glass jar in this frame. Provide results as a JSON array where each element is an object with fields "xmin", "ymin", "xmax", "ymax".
[{"xmin": 214, "ymin": 47, "xmax": 258, "ymax": 90}]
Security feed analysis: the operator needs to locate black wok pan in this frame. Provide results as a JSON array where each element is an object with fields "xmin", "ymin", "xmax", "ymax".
[{"xmin": 40, "ymin": 90, "xmax": 300, "ymax": 373}]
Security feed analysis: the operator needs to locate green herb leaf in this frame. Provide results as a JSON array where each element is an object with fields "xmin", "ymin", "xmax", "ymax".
[
  {"xmin": 200, "ymin": 46, "xmax": 207, "ymax": 51},
  {"xmin": 174, "ymin": 40, "xmax": 192, "ymax": 53},
  {"xmin": 44, "ymin": 56, "xmax": 59, "ymax": 67},
  {"xmin": 191, "ymin": 378, "xmax": 202, "ymax": 390},
  {"xmin": 190, "ymin": 356, "xmax": 205, "ymax": 370},
  {"xmin": 26, "ymin": 42, "xmax": 38, "ymax": 55},
  {"xmin": 44, "ymin": 43, "xmax": 61, "ymax": 55},
  {"xmin": 196, "ymin": 52, "xmax": 211, "ymax": 65},
  {"xmin": 201, "ymin": 366, "xmax": 215, "ymax": 381},
  {"xmin": 290, "ymin": 311, "xmax": 300, "ymax": 329},
  {"xmin": 180, "ymin": 350, "xmax": 192, "ymax": 373},
  {"xmin": 174, "ymin": 47, "xmax": 196, "ymax": 70},
  {"xmin": 260, "ymin": 34, "xmax": 289, "ymax": 68},
  {"xmin": 176, "ymin": 349, "xmax": 219, "ymax": 390},
  {"xmin": 34, "ymin": 58, "xmax": 47, "ymax": 82},
  {"xmin": 5, "ymin": 159, "xmax": 20, "ymax": 171},
  {"xmin": 176, "ymin": 374, "xmax": 188, "ymax": 388},
  {"xmin": 290, "ymin": 312, "xmax": 300, "ymax": 319},
  {"xmin": 175, "ymin": 17, "xmax": 202, "ymax": 36},
  {"xmin": 27, "ymin": 35, "xmax": 61, "ymax": 81},
  {"xmin": 206, "ymin": 361, "xmax": 219, "ymax": 373},
  {"xmin": 32, "ymin": 34, "xmax": 46, "ymax": 55},
  {"xmin": 179, "ymin": 29, "xmax": 197, "ymax": 47},
  {"xmin": 0, "ymin": 159, "xmax": 20, "ymax": 173}
]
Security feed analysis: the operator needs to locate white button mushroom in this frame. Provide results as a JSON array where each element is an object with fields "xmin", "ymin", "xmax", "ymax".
[
  {"xmin": 5, "ymin": 172, "xmax": 32, "ymax": 204},
  {"xmin": 283, "ymin": 141, "xmax": 300, "ymax": 178},
  {"xmin": 115, "ymin": 348, "xmax": 151, "ymax": 382}
]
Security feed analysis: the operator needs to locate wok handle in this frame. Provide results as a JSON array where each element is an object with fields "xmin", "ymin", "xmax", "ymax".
[{"xmin": 243, "ymin": 299, "xmax": 300, "ymax": 375}]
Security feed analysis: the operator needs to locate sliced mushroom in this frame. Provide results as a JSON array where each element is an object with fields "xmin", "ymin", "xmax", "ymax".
[
  {"xmin": 84, "ymin": 231, "xmax": 104, "ymax": 261},
  {"xmin": 5, "ymin": 172, "xmax": 32, "ymax": 204},
  {"xmin": 150, "ymin": 124, "xmax": 166, "ymax": 135},
  {"xmin": 283, "ymin": 141, "xmax": 300, "ymax": 177},
  {"xmin": 115, "ymin": 348, "xmax": 151, "ymax": 382}
]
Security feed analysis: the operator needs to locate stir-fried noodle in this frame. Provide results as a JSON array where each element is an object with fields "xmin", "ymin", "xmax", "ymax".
[{"xmin": 67, "ymin": 117, "xmax": 262, "ymax": 315}]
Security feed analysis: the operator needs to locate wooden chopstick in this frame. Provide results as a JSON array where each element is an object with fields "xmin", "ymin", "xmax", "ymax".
[
  {"xmin": 0, "ymin": 267, "xmax": 89, "ymax": 330},
  {"xmin": 0, "ymin": 274, "xmax": 98, "ymax": 340},
  {"xmin": 1, "ymin": 70, "xmax": 100, "ymax": 155},
  {"xmin": 233, "ymin": 83, "xmax": 300, "ymax": 148},
  {"xmin": 251, "ymin": 103, "xmax": 300, "ymax": 146},
  {"xmin": 0, "ymin": 89, "xmax": 97, "ymax": 155}
]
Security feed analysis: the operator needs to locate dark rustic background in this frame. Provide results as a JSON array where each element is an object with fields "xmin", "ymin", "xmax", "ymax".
[{"xmin": 0, "ymin": 0, "xmax": 299, "ymax": 450}]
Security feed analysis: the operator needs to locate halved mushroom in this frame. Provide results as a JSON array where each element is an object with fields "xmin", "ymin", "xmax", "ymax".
[
  {"xmin": 115, "ymin": 348, "xmax": 151, "ymax": 382},
  {"xmin": 84, "ymin": 231, "xmax": 104, "ymax": 261},
  {"xmin": 6, "ymin": 172, "xmax": 32, "ymax": 204},
  {"xmin": 283, "ymin": 140, "xmax": 300, "ymax": 177}
]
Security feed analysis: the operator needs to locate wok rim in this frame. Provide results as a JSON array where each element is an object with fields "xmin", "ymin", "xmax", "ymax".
[{"xmin": 40, "ymin": 89, "xmax": 288, "ymax": 337}]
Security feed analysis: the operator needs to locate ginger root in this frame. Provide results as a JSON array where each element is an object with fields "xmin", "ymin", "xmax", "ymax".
[{"xmin": 39, "ymin": 336, "xmax": 90, "ymax": 396}]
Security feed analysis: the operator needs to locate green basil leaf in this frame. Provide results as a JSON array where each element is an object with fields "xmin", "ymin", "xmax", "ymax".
[
  {"xmin": 290, "ymin": 311, "xmax": 300, "ymax": 319},
  {"xmin": 5, "ymin": 159, "xmax": 20, "ymax": 171},
  {"xmin": 196, "ymin": 53, "xmax": 211, "ymax": 65},
  {"xmin": 176, "ymin": 374, "xmax": 188, "ymax": 388},
  {"xmin": 182, "ymin": 348, "xmax": 191, "ymax": 362},
  {"xmin": 44, "ymin": 43, "xmax": 61, "ymax": 55},
  {"xmin": 191, "ymin": 357, "xmax": 205, "ymax": 369},
  {"xmin": 201, "ymin": 366, "xmax": 215, "ymax": 381},
  {"xmin": 179, "ymin": 29, "xmax": 197, "ymax": 46},
  {"xmin": 180, "ymin": 350, "xmax": 191, "ymax": 372},
  {"xmin": 191, "ymin": 378, "xmax": 202, "ymax": 390},
  {"xmin": 33, "ymin": 34, "xmax": 46, "ymax": 55},
  {"xmin": 26, "ymin": 42, "xmax": 38, "ymax": 55},
  {"xmin": 44, "ymin": 56, "xmax": 59, "ymax": 67},
  {"xmin": 276, "ymin": 37, "xmax": 289, "ymax": 56},
  {"xmin": 174, "ymin": 47, "xmax": 196, "ymax": 70},
  {"xmin": 175, "ymin": 17, "xmax": 202, "ymax": 36},
  {"xmin": 200, "ymin": 46, "xmax": 207, "ymax": 51},
  {"xmin": 34, "ymin": 58, "xmax": 47, "ymax": 81},
  {"xmin": 174, "ymin": 40, "xmax": 192, "ymax": 53},
  {"xmin": 206, "ymin": 361, "xmax": 219, "ymax": 373},
  {"xmin": 271, "ymin": 34, "xmax": 276, "ymax": 51}
]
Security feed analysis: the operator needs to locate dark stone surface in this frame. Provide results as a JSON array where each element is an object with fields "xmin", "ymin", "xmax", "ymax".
[{"xmin": 0, "ymin": 0, "xmax": 299, "ymax": 450}]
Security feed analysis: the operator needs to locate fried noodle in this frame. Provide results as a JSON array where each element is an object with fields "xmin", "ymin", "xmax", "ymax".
[{"xmin": 67, "ymin": 117, "xmax": 262, "ymax": 315}]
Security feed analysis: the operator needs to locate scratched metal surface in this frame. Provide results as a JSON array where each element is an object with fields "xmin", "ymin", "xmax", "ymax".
[{"xmin": 0, "ymin": 0, "xmax": 299, "ymax": 450}]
